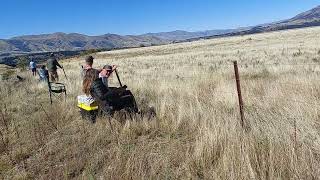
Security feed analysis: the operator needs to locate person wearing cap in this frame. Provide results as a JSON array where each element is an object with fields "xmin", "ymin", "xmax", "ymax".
[
  {"xmin": 47, "ymin": 53, "xmax": 63, "ymax": 82},
  {"xmin": 81, "ymin": 55, "xmax": 100, "ymax": 78},
  {"xmin": 99, "ymin": 65, "xmax": 117, "ymax": 88},
  {"xmin": 29, "ymin": 59, "xmax": 37, "ymax": 76}
]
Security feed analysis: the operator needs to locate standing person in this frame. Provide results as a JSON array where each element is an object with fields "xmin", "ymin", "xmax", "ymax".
[
  {"xmin": 81, "ymin": 55, "xmax": 100, "ymax": 78},
  {"xmin": 38, "ymin": 65, "xmax": 49, "ymax": 82},
  {"xmin": 47, "ymin": 53, "xmax": 63, "ymax": 82},
  {"xmin": 29, "ymin": 59, "xmax": 37, "ymax": 76},
  {"xmin": 99, "ymin": 65, "xmax": 117, "ymax": 88}
]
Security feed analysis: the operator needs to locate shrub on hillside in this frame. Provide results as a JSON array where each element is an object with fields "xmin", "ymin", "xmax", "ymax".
[
  {"xmin": 293, "ymin": 49, "xmax": 302, "ymax": 57},
  {"xmin": 0, "ymin": 70, "xmax": 15, "ymax": 80},
  {"xmin": 16, "ymin": 56, "xmax": 29, "ymax": 70},
  {"xmin": 80, "ymin": 49, "xmax": 101, "ymax": 56}
]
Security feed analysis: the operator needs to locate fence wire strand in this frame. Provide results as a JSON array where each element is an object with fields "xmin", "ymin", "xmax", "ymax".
[
  {"xmin": 132, "ymin": 61, "xmax": 319, "ymax": 109},
  {"xmin": 243, "ymin": 94, "xmax": 319, "ymax": 107}
]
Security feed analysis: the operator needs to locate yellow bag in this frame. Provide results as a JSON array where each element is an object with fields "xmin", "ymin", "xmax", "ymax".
[{"xmin": 77, "ymin": 95, "xmax": 99, "ymax": 111}]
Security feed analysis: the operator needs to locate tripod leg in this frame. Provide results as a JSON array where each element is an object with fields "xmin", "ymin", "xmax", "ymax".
[
  {"xmin": 49, "ymin": 91, "xmax": 53, "ymax": 104},
  {"xmin": 47, "ymin": 81, "xmax": 53, "ymax": 105}
]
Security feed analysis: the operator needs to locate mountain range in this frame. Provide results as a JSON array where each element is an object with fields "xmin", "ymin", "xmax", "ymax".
[
  {"xmin": 1, "ymin": 5, "xmax": 320, "ymax": 58},
  {"xmin": 143, "ymin": 29, "xmax": 241, "ymax": 41},
  {"xmin": 0, "ymin": 33, "xmax": 169, "ymax": 53},
  {"xmin": 191, "ymin": 5, "xmax": 320, "ymax": 40}
]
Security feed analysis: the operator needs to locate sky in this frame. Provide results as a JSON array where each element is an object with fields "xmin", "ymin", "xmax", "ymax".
[{"xmin": 0, "ymin": 0, "xmax": 319, "ymax": 39}]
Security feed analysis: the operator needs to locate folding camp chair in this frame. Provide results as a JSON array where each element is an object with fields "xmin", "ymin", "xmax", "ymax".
[{"xmin": 47, "ymin": 81, "xmax": 67, "ymax": 104}]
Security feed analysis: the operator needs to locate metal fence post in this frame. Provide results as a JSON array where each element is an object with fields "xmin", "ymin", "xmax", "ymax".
[{"xmin": 233, "ymin": 61, "xmax": 245, "ymax": 128}]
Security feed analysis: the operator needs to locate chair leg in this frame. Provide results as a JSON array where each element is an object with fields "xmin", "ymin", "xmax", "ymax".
[
  {"xmin": 108, "ymin": 117, "xmax": 113, "ymax": 132},
  {"xmin": 64, "ymin": 90, "xmax": 67, "ymax": 102}
]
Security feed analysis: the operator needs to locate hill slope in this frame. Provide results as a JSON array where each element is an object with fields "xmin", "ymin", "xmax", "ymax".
[
  {"xmin": 258, "ymin": 5, "xmax": 320, "ymax": 31},
  {"xmin": 0, "ymin": 33, "xmax": 169, "ymax": 53},
  {"xmin": 143, "ymin": 29, "xmax": 238, "ymax": 41},
  {"xmin": 287, "ymin": 5, "xmax": 320, "ymax": 22},
  {"xmin": 199, "ymin": 5, "xmax": 320, "ymax": 39}
]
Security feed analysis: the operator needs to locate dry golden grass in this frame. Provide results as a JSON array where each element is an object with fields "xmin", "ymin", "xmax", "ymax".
[{"xmin": 1, "ymin": 26, "xmax": 320, "ymax": 179}]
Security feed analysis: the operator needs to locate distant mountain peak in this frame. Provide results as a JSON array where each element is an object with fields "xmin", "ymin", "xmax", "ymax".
[
  {"xmin": 53, "ymin": 32, "xmax": 66, "ymax": 35},
  {"xmin": 288, "ymin": 5, "xmax": 320, "ymax": 22}
]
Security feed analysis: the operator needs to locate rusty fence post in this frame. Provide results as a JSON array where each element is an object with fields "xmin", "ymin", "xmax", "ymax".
[{"xmin": 233, "ymin": 61, "xmax": 245, "ymax": 128}]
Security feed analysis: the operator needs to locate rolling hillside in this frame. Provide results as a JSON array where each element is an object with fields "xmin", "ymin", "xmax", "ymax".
[
  {"xmin": 0, "ymin": 33, "xmax": 169, "ymax": 53},
  {"xmin": 198, "ymin": 5, "xmax": 320, "ymax": 39},
  {"xmin": 143, "ymin": 29, "xmax": 238, "ymax": 40}
]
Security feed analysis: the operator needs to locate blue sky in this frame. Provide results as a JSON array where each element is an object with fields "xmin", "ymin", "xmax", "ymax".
[{"xmin": 0, "ymin": 0, "xmax": 319, "ymax": 39}]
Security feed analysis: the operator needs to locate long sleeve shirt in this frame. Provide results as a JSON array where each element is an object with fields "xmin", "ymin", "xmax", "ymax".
[{"xmin": 47, "ymin": 58, "xmax": 62, "ymax": 72}]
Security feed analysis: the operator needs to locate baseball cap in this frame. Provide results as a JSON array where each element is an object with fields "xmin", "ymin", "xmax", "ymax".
[{"xmin": 103, "ymin": 65, "xmax": 112, "ymax": 70}]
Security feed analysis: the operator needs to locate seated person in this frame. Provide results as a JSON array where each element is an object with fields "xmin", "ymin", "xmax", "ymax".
[
  {"xmin": 38, "ymin": 65, "xmax": 49, "ymax": 81},
  {"xmin": 99, "ymin": 65, "xmax": 117, "ymax": 88},
  {"xmin": 82, "ymin": 68, "xmax": 115, "ymax": 116}
]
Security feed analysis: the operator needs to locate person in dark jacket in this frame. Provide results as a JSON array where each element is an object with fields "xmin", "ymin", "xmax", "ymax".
[
  {"xmin": 47, "ymin": 53, "xmax": 63, "ymax": 82},
  {"xmin": 83, "ymin": 68, "xmax": 114, "ymax": 116}
]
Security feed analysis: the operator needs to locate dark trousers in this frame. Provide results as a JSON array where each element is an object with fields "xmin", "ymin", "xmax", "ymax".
[{"xmin": 100, "ymin": 100, "xmax": 113, "ymax": 116}]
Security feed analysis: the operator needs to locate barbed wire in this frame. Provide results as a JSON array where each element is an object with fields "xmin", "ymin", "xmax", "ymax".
[
  {"xmin": 116, "ymin": 61, "xmax": 320, "ymax": 109},
  {"xmin": 118, "ymin": 63, "xmax": 320, "ymax": 74},
  {"xmin": 244, "ymin": 95, "xmax": 319, "ymax": 107},
  {"xmin": 276, "ymin": 82, "xmax": 320, "ymax": 88},
  {"xmin": 239, "ymin": 80, "xmax": 320, "ymax": 89},
  {"xmin": 213, "ymin": 90, "xmax": 236, "ymax": 95},
  {"xmin": 137, "ymin": 63, "xmax": 320, "ymax": 67},
  {"xmin": 245, "ymin": 63, "xmax": 320, "ymax": 66}
]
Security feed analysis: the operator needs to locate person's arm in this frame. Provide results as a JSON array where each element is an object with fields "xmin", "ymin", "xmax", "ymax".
[
  {"xmin": 112, "ymin": 65, "xmax": 117, "ymax": 71},
  {"xmin": 105, "ymin": 65, "xmax": 117, "ymax": 78},
  {"xmin": 109, "ymin": 65, "xmax": 117, "ymax": 74}
]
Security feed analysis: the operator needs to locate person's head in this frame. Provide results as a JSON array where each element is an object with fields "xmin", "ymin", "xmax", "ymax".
[
  {"xmin": 50, "ymin": 53, "xmax": 54, "ymax": 57},
  {"xmin": 104, "ymin": 64, "xmax": 113, "ymax": 72},
  {"xmin": 82, "ymin": 68, "xmax": 99, "ymax": 95},
  {"xmin": 31, "ymin": 59, "xmax": 34, "ymax": 62},
  {"xmin": 41, "ymin": 65, "xmax": 46, "ymax": 69},
  {"xmin": 85, "ymin": 56, "xmax": 94, "ymax": 67},
  {"xmin": 100, "ymin": 65, "xmax": 113, "ymax": 77},
  {"xmin": 103, "ymin": 65, "xmax": 112, "ymax": 70}
]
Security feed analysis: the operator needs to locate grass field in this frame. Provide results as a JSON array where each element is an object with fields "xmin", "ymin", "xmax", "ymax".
[{"xmin": 1, "ymin": 27, "xmax": 320, "ymax": 179}]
